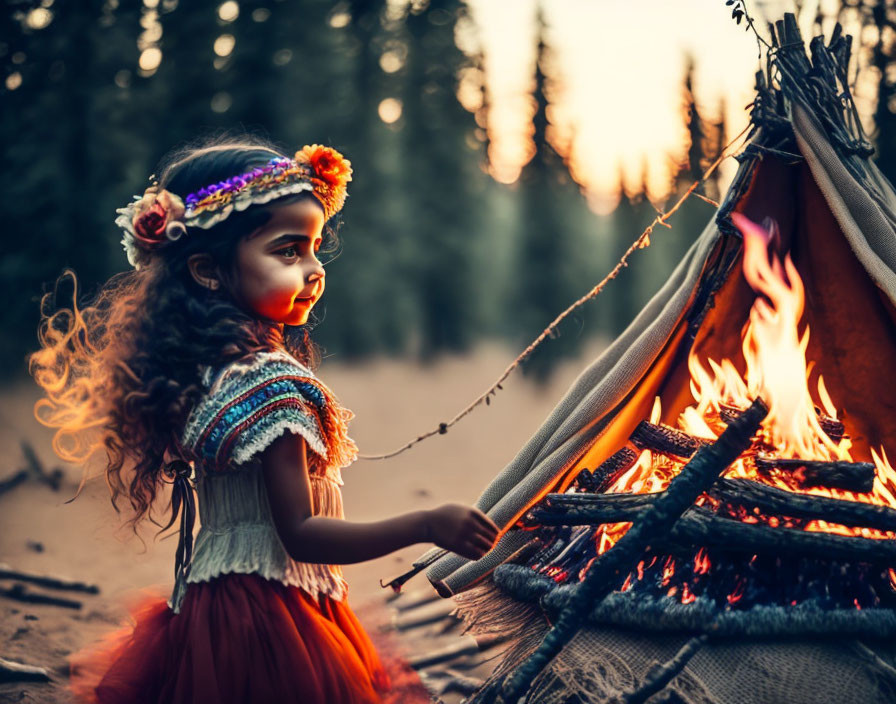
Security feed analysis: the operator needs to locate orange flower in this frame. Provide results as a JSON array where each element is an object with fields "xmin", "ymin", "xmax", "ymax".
[{"xmin": 295, "ymin": 145, "xmax": 352, "ymax": 190}]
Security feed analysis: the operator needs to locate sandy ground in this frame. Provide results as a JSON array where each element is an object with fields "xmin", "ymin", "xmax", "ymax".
[{"xmin": 0, "ymin": 341, "xmax": 605, "ymax": 703}]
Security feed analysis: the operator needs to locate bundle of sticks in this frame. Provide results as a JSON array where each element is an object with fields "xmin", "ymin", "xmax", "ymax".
[{"xmin": 524, "ymin": 412, "xmax": 894, "ymax": 569}]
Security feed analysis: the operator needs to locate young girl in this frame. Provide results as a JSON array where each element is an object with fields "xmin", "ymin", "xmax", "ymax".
[{"xmin": 30, "ymin": 135, "xmax": 499, "ymax": 703}]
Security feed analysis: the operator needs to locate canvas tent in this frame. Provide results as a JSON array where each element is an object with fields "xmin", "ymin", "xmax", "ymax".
[{"xmin": 389, "ymin": 15, "xmax": 896, "ymax": 704}]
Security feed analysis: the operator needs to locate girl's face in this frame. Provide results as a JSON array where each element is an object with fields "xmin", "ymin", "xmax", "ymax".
[{"xmin": 232, "ymin": 198, "xmax": 326, "ymax": 327}]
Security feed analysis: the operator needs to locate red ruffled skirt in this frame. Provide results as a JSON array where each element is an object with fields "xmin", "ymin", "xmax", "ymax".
[{"xmin": 69, "ymin": 573, "xmax": 427, "ymax": 704}]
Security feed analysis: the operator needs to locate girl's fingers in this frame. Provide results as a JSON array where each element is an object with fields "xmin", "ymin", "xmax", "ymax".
[
  {"xmin": 473, "ymin": 524, "xmax": 498, "ymax": 544},
  {"xmin": 469, "ymin": 535, "xmax": 494, "ymax": 555},
  {"xmin": 471, "ymin": 511, "xmax": 499, "ymax": 534}
]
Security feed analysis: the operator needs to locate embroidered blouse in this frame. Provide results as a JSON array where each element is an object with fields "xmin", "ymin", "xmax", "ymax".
[{"xmin": 168, "ymin": 349, "xmax": 358, "ymax": 613}]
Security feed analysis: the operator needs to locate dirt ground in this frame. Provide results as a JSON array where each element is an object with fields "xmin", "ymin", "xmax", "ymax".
[{"xmin": 0, "ymin": 341, "xmax": 605, "ymax": 703}]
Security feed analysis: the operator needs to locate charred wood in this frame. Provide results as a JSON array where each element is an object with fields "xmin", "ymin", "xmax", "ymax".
[
  {"xmin": 630, "ymin": 422, "xmax": 705, "ymax": 459},
  {"xmin": 662, "ymin": 507, "xmax": 896, "ymax": 565},
  {"xmin": 536, "ymin": 480, "xmax": 896, "ymax": 535},
  {"xmin": 498, "ymin": 399, "xmax": 769, "ymax": 703},
  {"xmin": 720, "ymin": 405, "xmax": 844, "ymax": 441},
  {"xmin": 816, "ymin": 412, "xmax": 846, "ymax": 442},
  {"xmin": 529, "ymin": 493, "xmax": 652, "ymax": 526},
  {"xmin": 591, "ymin": 447, "xmax": 639, "ymax": 490},
  {"xmin": 754, "ymin": 454, "xmax": 875, "ymax": 493},
  {"xmin": 709, "ymin": 479, "xmax": 896, "ymax": 533}
]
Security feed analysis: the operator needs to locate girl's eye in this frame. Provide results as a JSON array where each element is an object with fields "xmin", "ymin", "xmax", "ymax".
[{"xmin": 279, "ymin": 246, "xmax": 299, "ymax": 258}]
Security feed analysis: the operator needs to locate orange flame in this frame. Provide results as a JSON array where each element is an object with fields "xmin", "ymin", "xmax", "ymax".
[{"xmin": 589, "ymin": 214, "xmax": 896, "ymax": 584}]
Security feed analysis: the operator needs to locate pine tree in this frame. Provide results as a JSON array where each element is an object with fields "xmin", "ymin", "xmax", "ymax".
[
  {"xmin": 400, "ymin": 0, "xmax": 490, "ymax": 358},
  {"xmin": 869, "ymin": 1, "xmax": 896, "ymax": 182},
  {"xmin": 704, "ymin": 98, "xmax": 727, "ymax": 203},
  {"xmin": 673, "ymin": 55, "xmax": 709, "ymax": 195},
  {"xmin": 510, "ymin": 6, "xmax": 595, "ymax": 381}
]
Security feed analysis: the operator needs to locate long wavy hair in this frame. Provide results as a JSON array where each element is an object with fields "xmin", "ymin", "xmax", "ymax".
[{"xmin": 29, "ymin": 134, "xmax": 337, "ymax": 534}]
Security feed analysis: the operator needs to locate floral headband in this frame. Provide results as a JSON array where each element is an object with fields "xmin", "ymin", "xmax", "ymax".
[{"xmin": 116, "ymin": 144, "xmax": 352, "ymax": 268}]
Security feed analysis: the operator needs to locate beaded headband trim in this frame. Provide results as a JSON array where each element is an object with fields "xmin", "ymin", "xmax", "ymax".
[{"xmin": 115, "ymin": 144, "xmax": 352, "ymax": 269}]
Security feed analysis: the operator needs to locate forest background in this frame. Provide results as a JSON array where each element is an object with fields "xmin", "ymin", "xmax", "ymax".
[{"xmin": 3, "ymin": 0, "xmax": 896, "ymax": 383}]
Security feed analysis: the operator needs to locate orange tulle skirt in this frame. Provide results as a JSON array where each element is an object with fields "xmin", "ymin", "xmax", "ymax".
[{"xmin": 69, "ymin": 573, "xmax": 426, "ymax": 704}]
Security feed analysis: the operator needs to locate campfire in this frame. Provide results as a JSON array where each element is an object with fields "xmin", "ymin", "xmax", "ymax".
[{"xmin": 520, "ymin": 212, "xmax": 896, "ymax": 614}]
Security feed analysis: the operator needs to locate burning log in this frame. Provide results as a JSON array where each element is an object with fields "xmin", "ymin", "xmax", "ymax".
[
  {"xmin": 576, "ymin": 447, "xmax": 639, "ymax": 492},
  {"xmin": 630, "ymin": 422, "xmax": 705, "ymax": 458},
  {"xmin": 816, "ymin": 413, "xmax": 845, "ymax": 442},
  {"xmin": 662, "ymin": 507, "xmax": 896, "ymax": 565},
  {"xmin": 496, "ymin": 398, "xmax": 768, "ymax": 703},
  {"xmin": 528, "ymin": 492, "xmax": 651, "ymax": 526},
  {"xmin": 754, "ymin": 454, "xmax": 875, "ymax": 493},
  {"xmin": 529, "ymin": 500, "xmax": 896, "ymax": 564},
  {"xmin": 709, "ymin": 479, "xmax": 896, "ymax": 533},
  {"xmin": 536, "ymin": 479, "xmax": 896, "ymax": 535},
  {"xmin": 720, "ymin": 404, "xmax": 844, "ymax": 441}
]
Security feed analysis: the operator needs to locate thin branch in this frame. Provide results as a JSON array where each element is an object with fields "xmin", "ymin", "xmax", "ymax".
[{"xmin": 358, "ymin": 122, "xmax": 753, "ymax": 461}]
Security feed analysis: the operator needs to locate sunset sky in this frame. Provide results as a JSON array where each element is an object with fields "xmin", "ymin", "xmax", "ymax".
[{"xmin": 463, "ymin": 0, "xmax": 872, "ymax": 212}]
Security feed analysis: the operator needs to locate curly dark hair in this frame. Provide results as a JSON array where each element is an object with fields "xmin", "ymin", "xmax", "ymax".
[{"xmin": 29, "ymin": 133, "xmax": 339, "ymax": 534}]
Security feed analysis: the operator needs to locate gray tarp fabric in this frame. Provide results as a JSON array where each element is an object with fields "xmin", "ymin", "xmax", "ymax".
[
  {"xmin": 414, "ymin": 94, "xmax": 896, "ymax": 599},
  {"xmin": 419, "ymin": 201, "xmax": 728, "ymax": 594}
]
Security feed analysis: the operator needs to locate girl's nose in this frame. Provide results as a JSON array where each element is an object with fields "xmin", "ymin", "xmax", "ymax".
[{"xmin": 306, "ymin": 263, "xmax": 325, "ymax": 284}]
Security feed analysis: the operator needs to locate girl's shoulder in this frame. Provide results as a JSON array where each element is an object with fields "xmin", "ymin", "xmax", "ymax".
[{"xmin": 182, "ymin": 349, "xmax": 357, "ymax": 474}]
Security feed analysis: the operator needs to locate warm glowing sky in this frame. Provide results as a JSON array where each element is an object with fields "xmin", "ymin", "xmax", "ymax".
[{"xmin": 464, "ymin": 0, "xmax": 869, "ymax": 212}]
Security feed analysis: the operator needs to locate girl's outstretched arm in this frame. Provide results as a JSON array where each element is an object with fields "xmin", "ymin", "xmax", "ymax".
[{"xmin": 261, "ymin": 431, "xmax": 499, "ymax": 565}]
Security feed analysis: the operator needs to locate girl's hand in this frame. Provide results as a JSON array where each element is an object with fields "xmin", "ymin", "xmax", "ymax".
[{"xmin": 424, "ymin": 504, "xmax": 499, "ymax": 560}]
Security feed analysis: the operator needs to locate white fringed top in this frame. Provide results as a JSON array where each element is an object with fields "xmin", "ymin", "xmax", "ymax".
[{"xmin": 168, "ymin": 350, "xmax": 358, "ymax": 613}]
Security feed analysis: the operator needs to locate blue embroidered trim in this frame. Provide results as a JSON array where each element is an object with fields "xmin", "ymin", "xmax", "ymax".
[{"xmin": 183, "ymin": 353, "xmax": 330, "ymax": 470}]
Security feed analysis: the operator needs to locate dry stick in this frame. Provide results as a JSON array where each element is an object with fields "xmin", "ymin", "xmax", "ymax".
[
  {"xmin": 492, "ymin": 398, "xmax": 768, "ymax": 704},
  {"xmin": 0, "ymin": 563, "xmax": 100, "ymax": 594},
  {"xmin": 0, "ymin": 657, "xmax": 51, "ymax": 683},
  {"xmin": 358, "ymin": 124, "xmax": 753, "ymax": 462},
  {"xmin": 0, "ymin": 583, "xmax": 82, "ymax": 609},
  {"xmin": 618, "ymin": 634, "xmax": 709, "ymax": 704}
]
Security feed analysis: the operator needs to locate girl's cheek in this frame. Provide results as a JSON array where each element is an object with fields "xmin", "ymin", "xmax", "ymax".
[{"xmin": 247, "ymin": 283, "xmax": 296, "ymax": 320}]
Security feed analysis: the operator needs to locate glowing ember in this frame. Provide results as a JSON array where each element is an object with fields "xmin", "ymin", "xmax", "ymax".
[{"xmin": 694, "ymin": 548, "xmax": 711, "ymax": 575}]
